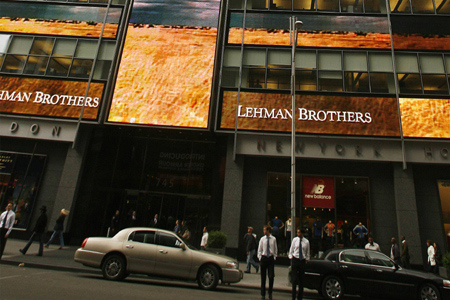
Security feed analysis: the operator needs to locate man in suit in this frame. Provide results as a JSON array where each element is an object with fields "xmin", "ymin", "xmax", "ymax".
[
  {"xmin": 258, "ymin": 225, "xmax": 278, "ymax": 300},
  {"xmin": 400, "ymin": 235, "xmax": 410, "ymax": 268},
  {"xmin": 0, "ymin": 203, "xmax": 15, "ymax": 259},
  {"xmin": 289, "ymin": 228, "xmax": 310, "ymax": 300},
  {"xmin": 391, "ymin": 237, "xmax": 401, "ymax": 265},
  {"xmin": 20, "ymin": 206, "xmax": 48, "ymax": 256},
  {"xmin": 151, "ymin": 214, "xmax": 159, "ymax": 228}
]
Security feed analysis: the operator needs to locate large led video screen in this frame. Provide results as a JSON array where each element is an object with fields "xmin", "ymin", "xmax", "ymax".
[
  {"xmin": 228, "ymin": 14, "xmax": 391, "ymax": 49},
  {"xmin": 108, "ymin": 0, "xmax": 221, "ymax": 127},
  {"xmin": 220, "ymin": 91, "xmax": 400, "ymax": 137},
  {"xmin": 0, "ymin": 76, "xmax": 104, "ymax": 119},
  {"xmin": 400, "ymin": 98, "xmax": 450, "ymax": 138},
  {"xmin": 0, "ymin": 2, "xmax": 120, "ymax": 38}
]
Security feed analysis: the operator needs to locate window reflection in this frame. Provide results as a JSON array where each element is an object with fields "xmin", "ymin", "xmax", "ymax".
[
  {"xmin": 390, "ymin": 0, "xmax": 411, "ymax": 13},
  {"xmin": 410, "ymin": 0, "xmax": 435, "ymax": 13},
  {"xmin": 24, "ymin": 56, "xmax": 50, "ymax": 75},
  {"xmin": 317, "ymin": 0, "xmax": 340, "ymax": 11}
]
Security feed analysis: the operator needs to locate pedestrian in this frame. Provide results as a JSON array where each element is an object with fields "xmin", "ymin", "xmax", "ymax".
[
  {"xmin": 289, "ymin": 228, "xmax": 310, "ymax": 300},
  {"xmin": 390, "ymin": 237, "xmax": 400, "ymax": 265},
  {"xmin": 400, "ymin": 236, "xmax": 410, "ymax": 268},
  {"xmin": 20, "ymin": 206, "xmax": 48, "ymax": 256},
  {"xmin": 181, "ymin": 221, "xmax": 191, "ymax": 241},
  {"xmin": 109, "ymin": 210, "xmax": 120, "ymax": 237},
  {"xmin": 127, "ymin": 210, "xmax": 137, "ymax": 227},
  {"xmin": 434, "ymin": 242, "xmax": 442, "ymax": 274},
  {"xmin": 0, "ymin": 203, "xmax": 15, "ymax": 259},
  {"xmin": 174, "ymin": 219, "xmax": 181, "ymax": 235},
  {"xmin": 285, "ymin": 217, "xmax": 292, "ymax": 254},
  {"xmin": 365, "ymin": 236, "xmax": 381, "ymax": 251},
  {"xmin": 45, "ymin": 208, "xmax": 69, "ymax": 250},
  {"xmin": 426, "ymin": 240, "xmax": 436, "ymax": 272},
  {"xmin": 257, "ymin": 225, "xmax": 277, "ymax": 300},
  {"xmin": 200, "ymin": 227, "xmax": 208, "ymax": 250},
  {"xmin": 342, "ymin": 220, "xmax": 351, "ymax": 247},
  {"xmin": 353, "ymin": 222, "xmax": 368, "ymax": 248},
  {"xmin": 151, "ymin": 214, "xmax": 159, "ymax": 228},
  {"xmin": 268, "ymin": 216, "xmax": 284, "ymax": 249},
  {"xmin": 243, "ymin": 226, "xmax": 259, "ymax": 273}
]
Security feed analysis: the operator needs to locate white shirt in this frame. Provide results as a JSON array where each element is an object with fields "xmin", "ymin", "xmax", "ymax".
[
  {"xmin": 257, "ymin": 234, "xmax": 278, "ymax": 260},
  {"xmin": 365, "ymin": 242, "xmax": 381, "ymax": 252},
  {"xmin": 289, "ymin": 236, "xmax": 310, "ymax": 261},
  {"xmin": 285, "ymin": 220, "xmax": 292, "ymax": 233},
  {"xmin": 200, "ymin": 232, "xmax": 209, "ymax": 247},
  {"xmin": 0, "ymin": 210, "xmax": 16, "ymax": 236},
  {"xmin": 428, "ymin": 245, "xmax": 436, "ymax": 266}
]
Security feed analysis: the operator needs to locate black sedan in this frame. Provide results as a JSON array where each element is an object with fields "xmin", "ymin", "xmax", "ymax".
[{"xmin": 300, "ymin": 249, "xmax": 450, "ymax": 300}]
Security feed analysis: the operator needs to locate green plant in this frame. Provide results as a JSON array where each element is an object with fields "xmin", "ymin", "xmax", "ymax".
[
  {"xmin": 443, "ymin": 252, "xmax": 450, "ymax": 269},
  {"xmin": 207, "ymin": 231, "xmax": 227, "ymax": 249}
]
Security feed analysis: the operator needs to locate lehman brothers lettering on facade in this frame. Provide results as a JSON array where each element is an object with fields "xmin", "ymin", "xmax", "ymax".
[
  {"xmin": 238, "ymin": 105, "xmax": 373, "ymax": 123},
  {"xmin": 0, "ymin": 90, "xmax": 100, "ymax": 107}
]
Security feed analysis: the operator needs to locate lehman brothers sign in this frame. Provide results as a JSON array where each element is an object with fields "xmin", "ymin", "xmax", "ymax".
[
  {"xmin": 0, "ymin": 76, "xmax": 104, "ymax": 119},
  {"xmin": 220, "ymin": 91, "xmax": 400, "ymax": 137}
]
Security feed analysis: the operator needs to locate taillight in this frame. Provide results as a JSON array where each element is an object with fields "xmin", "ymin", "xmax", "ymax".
[{"xmin": 81, "ymin": 238, "xmax": 88, "ymax": 248}]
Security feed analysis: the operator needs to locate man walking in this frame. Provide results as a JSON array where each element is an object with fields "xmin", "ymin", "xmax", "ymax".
[
  {"xmin": 200, "ymin": 227, "xmax": 208, "ymax": 250},
  {"xmin": 289, "ymin": 229, "xmax": 310, "ymax": 300},
  {"xmin": 243, "ymin": 226, "xmax": 259, "ymax": 273},
  {"xmin": 0, "ymin": 203, "xmax": 15, "ymax": 259},
  {"xmin": 20, "ymin": 206, "xmax": 48, "ymax": 256},
  {"xmin": 391, "ymin": 237, "xmax": 401, "ymax": 265},
  {"xmin": 400, "ymin": 236, "xmax": 410, "ymax": 268},
  {"xmin": 258, "ymin": 225, "xmax": 277, "ymax": 300}
]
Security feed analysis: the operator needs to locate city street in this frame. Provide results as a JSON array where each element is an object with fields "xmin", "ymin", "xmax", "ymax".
[{"xmin": 0, "ymin": 265, "xmax": 318, "ymax": 300}]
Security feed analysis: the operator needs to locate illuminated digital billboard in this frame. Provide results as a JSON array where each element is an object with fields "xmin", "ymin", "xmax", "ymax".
[
  {"xmin": 0, "ymin": 76, "xmax": 104, "ymax": 119},
  {"xmin": 0, "ymin": 2, "xmax": 120, "ymax": 38},
  {"xmin": 108, "ymin": 0, "xmax": 221, "ymax": 128},
  {"xmin": 228, "ymin": 14, "xmax": 391, "ymax": 49},
  {"xmin": 220, "ymin": 91, "xmax": 400, "ymax": 137}
]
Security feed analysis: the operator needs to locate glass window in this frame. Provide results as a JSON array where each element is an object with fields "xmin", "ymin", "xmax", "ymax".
[
  {"xmin": 241, "ymin": 68, "xmax": 265, "ymax": 88},
  {"xmin": 221, "ymin": 67, "xmax": 240, "ymax": 87},
  {"xmin": 267, "ymin": 68, "xmax": 290, "ymax": 89},
  {"xmin": 53, "ymin": 39, "xmax": 77, "ymax": 57},
  {"xmin": 341, "ymin": 250, "xmax": 369, "ymax": 264},
  {"xmin": 319, "ymin": 52, "xmax": 341, "ymax": 71},
  {"xmin": 93, "ymin": 60, "xmax": 112, "ymax": 80},
  {"xmin": 438, "ymin": 181, "xmax": 450, "ymax": 249},
  {"xmin": 129, "ymin": 231, "xmax": 156, "ymax": 244},
  {"xmin": 98, "ymin": 41, "xmax": 116, "ymax": 60},
  {"xmin": 75, "ymin": 40, "xmax": 98, "ymax": 59},
  {"xmin": 341, "ymin": 0, "xmax": 364, "ymax": 12},
  {"xmin": 390, "ymin": 0, "xmax": 412, "ymax": 13},
  {"xmin": 397, "ymin": 73, "xmax": 422, "ymax": 94},
  {"xmin": 317, "ymin": 0, "xmax": 339, "ymax": 11},
  {"xmin": 436, "ymin": 0, "xmax": 450, "ymax": 13},
  {"xmin": 367, "ymin": 251, "xmax": 395, "ymax": 267},
  {"xmin": 370, "ymin": 72, "xmax": 396, "ymax": 93},
  {"xmin": 268, "ymin": 50, "xmax": 291, "ymax": 68},
  {"xmin": 0, "ymin": 54, "xmax": 4, "ymax": 67},
  {"xmin": 395, "ymin": 53, "xmax": 419, "ymax": 73},
  {"xmin": 319, "ymin": 71, "xmax": 343, "ymax": 91},
  {"xmin": 1, "ymin": 55, "xmax": 27, "ymax": 73},
  {"xmin": 445, "ymin": 55, "xmax": 450, "ymax": 72},
  {"xmin": 0, "ymin": 34, "xmax": 11, "ymax": 53},
  {"xmin": 23, "ymin": 56, "xmax": 49, "ymax": 75},
  {"xmin": 8, "ymin": 37, "xmax": 33, "ymax": 55},
  {"xmin": 344, "ymin": 52, "xmax": 368, "ymax": 72},
  {"xmin": 229, "ymin": 0, "xmax": 245, "ymax": 9},
  {"xmin": 272, "ymin": 0, "xmax": 293, "ymax": 10},
  {"xmin": 345, "ymin": 72, "xmax": 370, "ymax": 92},
  {"xmin": 158, "ymin": 232, "xmax": 181, "ymax": 248},
  {"xmin": 243, "ymin": 49, "xmax": 266, "ymax": 67},
  {"xmin": 422, "ymin": 75, "xmax": 449, "ymax": 94},
  {"xmin": 70, "ymin": 59, "xmax": 93, "ymax": 78},
  {"xmin": 224, "ymin": 48, "xmax": 241, "ymax": 67},
  {"xmin": 296, "ymin": 70, "xmax": 317, "ymax": 90},
  {"xmin": 296, "ymin": 51, "xmax": 316, "ymax": 69},
  {"xmin": 369, "ymin": 53, "xmax": 393, "ymax": 72},
  {"xmin": 30, "ymin": 38, "xmax": 54, "ymax": 56},
  {"xmin": 411, "ymin": 0, "xmax": 435, "ymax": 13},
  {"xmin": 294, "ymin": 0, "xmax": 316, "ymax": 10},
  {"xmin": 365, "ymin": 0, "xmax": 386, "ymax": 13},
  {"xmin": 420, "ymin": 54, "xmax": 445, "ymax": 74},
  {"xmin": 47, "ymin": 57, "xmax": 72, "ymax": 76}
]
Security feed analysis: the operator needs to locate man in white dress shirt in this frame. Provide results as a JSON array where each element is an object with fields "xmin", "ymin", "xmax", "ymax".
[
  {"xmin": 0, "ymin": 203, "xmax": 15, "ymax": 259},
  {"xmin": 289, "ymin": 228, "xmax": 310, "ymax": 300},
  {"xmin": 365, "ymin": 236, "xmax": 381, "ymax": 252},
  {"xmin": 200, "ymin": 227, "xmax": 208, "ymax": 250},
  {"xmin": 258, "ymin": 225, "xmax": 278, "ymax": 300}
]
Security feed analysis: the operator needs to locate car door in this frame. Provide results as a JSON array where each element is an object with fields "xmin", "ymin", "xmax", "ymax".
[
  {"xmin": 123, "ymin": 230, "xmax": 157, "ymax": 274},
  {"xmin": 154, "ymin": 231, "xmax": 192, "ymax": 279},
  {"xmin": 366, "ymin": 251, "xmax": 406, "ymax": 297},
  {"xmin": 338, "ymin": 250, "xmax": 374, "ymax": 295}
]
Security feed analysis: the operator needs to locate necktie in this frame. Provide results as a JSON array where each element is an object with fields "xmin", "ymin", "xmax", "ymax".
[
  {"xmin": 299, "ymin": 238, "xmax": 303, "ymax": 260},
  {"xmin": 2, "ymin": 212, "xmax": 8, "ymax": 229},
  {"xmin": 266, "ymin": 236, "xmax": 270, "ymax": 256}
]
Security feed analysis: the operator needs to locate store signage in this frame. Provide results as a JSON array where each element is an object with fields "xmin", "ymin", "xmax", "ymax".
[
  {"xmin": 302, "ymin": 176, "xmax": 335, "ymax": 208},
  {"xmin": 0, "ymin": 152, "xmax": 14, "ymax": 174}
]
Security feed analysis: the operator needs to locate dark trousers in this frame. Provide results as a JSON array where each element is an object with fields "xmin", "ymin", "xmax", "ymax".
[
  {"xmin": 401, "ymin": 256, "xmax": 410, "ymax": 269},
  {"xmin": 286, "ymin": 232, "xmax": 291, "ymax": 252},
  {"xmin": 260, "ymin": 256, "xmax": 275, "ymax": 297},
  {"xmin": 291, "ymin": 258, "xmax": 306, "ymax": 300},
  {"xmin": 0, "ymin": 228, "xmax": 8, "ymax": 259},
  {"xmin": 22, "ymin": 232, "xmax": 44, "ymax": 255}
]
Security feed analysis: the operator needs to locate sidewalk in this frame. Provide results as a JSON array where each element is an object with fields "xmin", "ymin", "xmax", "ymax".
[{"xmin": 0, "ymin": 239, "xmax": 316, "ymax": 294}]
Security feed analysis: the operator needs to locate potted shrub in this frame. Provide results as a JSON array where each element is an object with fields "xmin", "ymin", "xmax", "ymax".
[
  {"xmin": 206, "ymin": 230, "xmax": 227, "ymax": 255},
  {"xmin": 441, "ymin": 252, "xmax": 450, "ymax": 279}
]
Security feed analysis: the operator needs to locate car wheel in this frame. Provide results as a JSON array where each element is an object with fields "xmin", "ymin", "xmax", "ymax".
[
  {"xmin": 197, "ymin": 265, "xmax": 219, "ymax": 290},
  {"xmin": 321, "ymin": 275, "xmax": 344, "ymax": 300},
  {"xmin": 102, "ymin": 254, "xmax": 126, "ymax": 281},
  {"xmin": 419, "ymin": 283, "xmax": 441, "ymax": 300}
]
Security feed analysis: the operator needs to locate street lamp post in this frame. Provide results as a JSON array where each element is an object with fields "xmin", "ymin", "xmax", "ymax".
[{"xmin": 290, "ymin": 17, "xmax": 302, "ymax": 241}]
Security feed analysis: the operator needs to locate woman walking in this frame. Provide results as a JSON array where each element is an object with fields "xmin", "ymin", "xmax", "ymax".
[{"xmin": 45, "ymin": 209, "xmax": 69, "ymax": 250}]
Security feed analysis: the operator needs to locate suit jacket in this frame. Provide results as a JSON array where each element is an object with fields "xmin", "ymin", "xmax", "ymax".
[
  {"xmin": 391, "ymin": 243, "xmax": 400, "ymax": 260},
  {"xmin": 151, "ymin": 218, "xmax": 159, "ymax": 228},
  {"xmin": 34, "ymin": 213, "xmax": 48, "ymax": 233},
  {"xmin": 401, "ymin": 241, "xmax": 410, "ymax": 259}
]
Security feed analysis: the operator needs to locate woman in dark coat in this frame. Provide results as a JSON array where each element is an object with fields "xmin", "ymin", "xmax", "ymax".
[{"xmin": 45, "ymin": 209, "xmax": 69, "ymax": 250}]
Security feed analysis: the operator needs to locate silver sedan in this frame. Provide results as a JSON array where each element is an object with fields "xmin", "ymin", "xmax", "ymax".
[{"xmin": 74, "ymin": 228, "xmax": 243, "ymax": 290}]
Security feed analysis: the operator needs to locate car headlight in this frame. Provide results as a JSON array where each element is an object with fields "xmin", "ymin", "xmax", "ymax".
[
  {"xmin": 443, "ymin": 280, "xmax": 450, "ymax": 287},
  {"xmin": 226, "ymin": 261, "xmax": 238, "ymax": 269}
]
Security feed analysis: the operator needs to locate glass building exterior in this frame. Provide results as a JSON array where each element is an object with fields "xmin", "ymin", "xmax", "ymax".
[{"xmin": 0, "ymin": 0, "xmax": 449, "ymax": 265}]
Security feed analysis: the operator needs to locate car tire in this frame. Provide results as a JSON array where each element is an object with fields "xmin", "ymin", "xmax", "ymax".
[
  {"xmin": 102, "ymin": 254, "xmax": 126, "ymax": 281},
  {"xmin": 419, "ymin": 283, "xmax": 441, "ymax": 300},
  {"xmin": 197, "ymin": 264, "xmax": 219, "ymax": 290},
  {"xmin": 321, "ymin": 275, "xmax": 344, "ymax": 300}
]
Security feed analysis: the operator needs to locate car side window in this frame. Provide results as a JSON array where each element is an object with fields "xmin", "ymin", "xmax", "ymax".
[
  {"xmin": 129, "ymin": 231, "xmax": 156, "ymax": 245},
  {"xmin": 158, "ymin": 232, "xmax": 182, "ymax": 248},
  {"xmin": 367, "ymin": 251, "xmax": 395, "ymax": 268},
  {"xmin": 341, "ymin": 250, "xmax": 368, "ymax": 265}
]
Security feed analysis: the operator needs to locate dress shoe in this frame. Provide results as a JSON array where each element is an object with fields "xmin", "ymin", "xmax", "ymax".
[
  {"xmin": 58, "ymin": 247, "xmax": 63, "ymax": 250},
  {"xmin": 44, "ymin": 245, "xmax": 49, "ymax": 248},
  {"xmin": 19, "ymin": 249, "xmax": 25, "ymax": 255}
]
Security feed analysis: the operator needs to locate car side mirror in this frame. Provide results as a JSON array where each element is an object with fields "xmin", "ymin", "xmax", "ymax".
[{"xmin": 180, "ymin": 243, "xmax": 186, "ymax": 251}]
